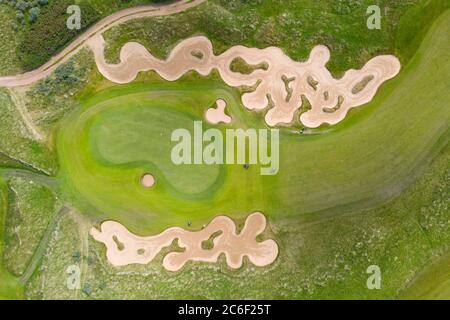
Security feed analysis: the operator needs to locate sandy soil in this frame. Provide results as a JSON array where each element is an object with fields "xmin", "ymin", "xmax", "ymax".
[
  {"xmin": 0, "ymin": 0, "xmax": 206, "ymax": 88},
  {"xmin": 90, "ymin": 212, "xmax": 278, "ymax": 271},
  {"xmin": 141, "ymin": 174, "xmax": 155, "ymax": 188},
  {"xmin": 88, "ymin": 35, "xmax": 400, "ymax": 128},
  {"xmin": 205, "ymin": 99, "xmax": 232, "ymax": 124}
]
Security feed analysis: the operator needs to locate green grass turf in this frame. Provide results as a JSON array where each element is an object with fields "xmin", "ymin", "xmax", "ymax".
[
  {"xmin": 57, "ymin": 83, "xmax": 268, "ymax": 232},
  {"xmin": 0, "ymin": 1, "xmax": 449, "ymax": 299},
  {"xmin": 27, "ymin": 144, "xmax": 449, "ymax": 299},
  {"xmin": 56, "ymin": 9, "xmax": 450, "ymax": 236},
  {"xmin": 0, "ymin": 88, "xmax": 56, "ymax": 175},
  {"xmin": 3, "ymin": 176, "xmax": 60, "ymax": 277},
  {"xmin": 400, "ymin": 251, "xmax": 450, "ymax": 299},
  {"xmin": 0, "ymin": 6, "xmax": 23, "ymax": 76},
  {"xmin": 0, "ymin": 178, "xmax": 23, "ymax": 300}
]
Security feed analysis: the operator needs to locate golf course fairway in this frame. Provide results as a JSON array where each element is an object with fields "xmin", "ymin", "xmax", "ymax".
[{"xmin": 401, "ymin": 251, "xmax": 450, "ymax": 299}]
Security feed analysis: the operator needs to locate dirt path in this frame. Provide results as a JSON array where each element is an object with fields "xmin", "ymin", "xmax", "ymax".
[
  {"xmin": 8, "ymin": 88, "xmax": 44, "ymax": 141},
  {"xmin": 0, "ymin": 0, "xmax": 206, "ymax": 88},
  {"xmin": 87, "ymin": 34, "xmax": 400, "ymax": 128},
  {"xmin": 91, "ymin": 212, "xmax": 278, "ymax": 271},
  {"xmin": 0, "ymin": 168, "xmax": 58, "ymax": 190}
]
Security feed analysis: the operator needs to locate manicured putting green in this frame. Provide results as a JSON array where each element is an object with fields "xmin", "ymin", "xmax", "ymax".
[{"xmin": 91, "ymin": 96, "xmax": 221, "ymax": 195}]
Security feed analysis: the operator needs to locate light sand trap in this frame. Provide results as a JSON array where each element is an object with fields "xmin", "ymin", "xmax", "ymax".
[
  {"xmin": 90, "ymin": 212, "xmax": 278, "ymax": 271},
  {"xmin": 141, "ymin": 174, "xmax": 155, "ymax": 188},
  {"xmin": 87, "ymin": 35, "xmax": 401, "ymax": 128},
  {"xmin": 0, "ymin": 0, "xmax": 206, "ymax": 88},
  {"xmin": 205, "ymin": 99, "xmax": 232, "ymax": 124}
]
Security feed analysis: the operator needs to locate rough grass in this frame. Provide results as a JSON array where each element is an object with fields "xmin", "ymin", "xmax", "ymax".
[
  {"xmin": 0, "ymin": 6, "xmax": 23, "ymax": 76},
  {"xmin": 24, "ymin": 212, "xmax": 84, "ymax": 300},
  {"xmin": 3, "ymin": 0, "xmax": 445, "ymax": 75},
  {"xmin": 0, "ymin": 178, "xmax": 23, "ymax": 299},
  {"xmin": 83, "ymin": 0, "xmax": 174, "ymax": 16},
  {"xmin": 26, "ymin": 48, "xmax": 95, "ymax": 135},
  {"xmin": 3, "ymin": 177, "xmax": 60, "ymax": 277},
  {"xmin": 0, "ymin": 0, "xmax": 170, "ymax": 72},
  {"xmin": 0, "ymin": 89, "xmax": 56, "ymax": 175},
  {"xmin": 17, "ymin": 0, "xmax": 100, "ymax": 71},
  {"xmin": 395, "ymin": 0, "xmax": 450, "ymax": 62}
]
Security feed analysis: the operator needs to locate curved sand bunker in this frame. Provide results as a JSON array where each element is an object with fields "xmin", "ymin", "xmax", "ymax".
[
  {"xmin": 205, "ymin": 99, "xmax": 232, "ymax": 124},
  {"xmin": 90, "ymin": 212, "xmax": 278, "ymax": 271},
  {"xmin": 88, "ymin": 35, "xmax": 401, "ymax": 128},
  {"xmin": 0, "ymin": 0, "xmax": 206, "ymax": 88},
  {"xmin": 141, "ymin": 173, "xmax": 156, "ymax": 188}
]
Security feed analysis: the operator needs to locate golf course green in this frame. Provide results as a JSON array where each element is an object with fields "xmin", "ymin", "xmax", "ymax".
[
  {"xmin": 0, "ymin": 0, "xmax": 449, "ymax": 300},
  {"xmin": 57, "ymin": 10, "xmax": 449, "ymax": 235}
]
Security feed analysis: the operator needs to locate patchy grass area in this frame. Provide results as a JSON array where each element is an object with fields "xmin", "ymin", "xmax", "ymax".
[
  {"xmin": 0, "ymin": 6, "xmax": 23, "ymax": 76},
  {"xmin": 0, "ymin": 178, "xmax": 23, "ymax": 299},
  {"xmin": 0, "ymin": 0, "xmax": 179, "ymax": 72},
  {"xmin": 0, "ymin": 89, "xmax": 56, "ymax": 174},
  {"xmin": 26, "ymin": 48, "xmax": 95, "ymax": 135},
  {"xmin": 395, "ymin": 0, "xmax": 450, "ymax": 62},
  {"xmin": 24, "ymin": 211, "xmax": 85, "ymax": 300},
  {"xmin": 3, "ymin": 177, "xmax": 61, "ymax": 276}
]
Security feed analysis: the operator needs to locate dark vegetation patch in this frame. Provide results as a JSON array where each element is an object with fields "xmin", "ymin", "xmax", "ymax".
[
  {"xmin": 229, "ymin": 57, "xmax": 268, "ymax": 75},
  {"xmin": 17, "ymin": 0, "xmax": 99, "ymax": 70}
]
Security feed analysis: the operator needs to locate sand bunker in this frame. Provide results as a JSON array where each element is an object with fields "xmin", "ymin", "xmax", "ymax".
[
  {"xmin": 88, "ymin": 35, "xmax": 400, "ymax": 128},
  {"xmin": 0, "ymin": 0, "xmax": 205, "ymax": 88},
  {"xmin": 205, "ymin": 99, "xmax": 232, "ymax": 124},
  {"xmin": 90, "ymin": 212, "xmax": 278, "ymax": 271},
  {"xmin": 141, "ymin": 174, "xmax": 155, "ymax": 188}
]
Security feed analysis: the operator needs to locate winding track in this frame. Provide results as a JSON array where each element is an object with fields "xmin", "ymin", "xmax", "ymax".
[{"xmin": 0, "ymin": 0, "xmax": 206, "ymax": 88}]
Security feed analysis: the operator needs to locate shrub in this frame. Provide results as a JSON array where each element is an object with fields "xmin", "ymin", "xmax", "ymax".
[
  {"xmin": 18, "ymin": 0, "xmax": 99, "ymax": 70},
  {"xmin": 28, "ymin": 6, "xmax": 40, "ymax": 23},
  {"xmin": 15, "ymin": 0, "xmax": 28, "ymax": 12}
]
